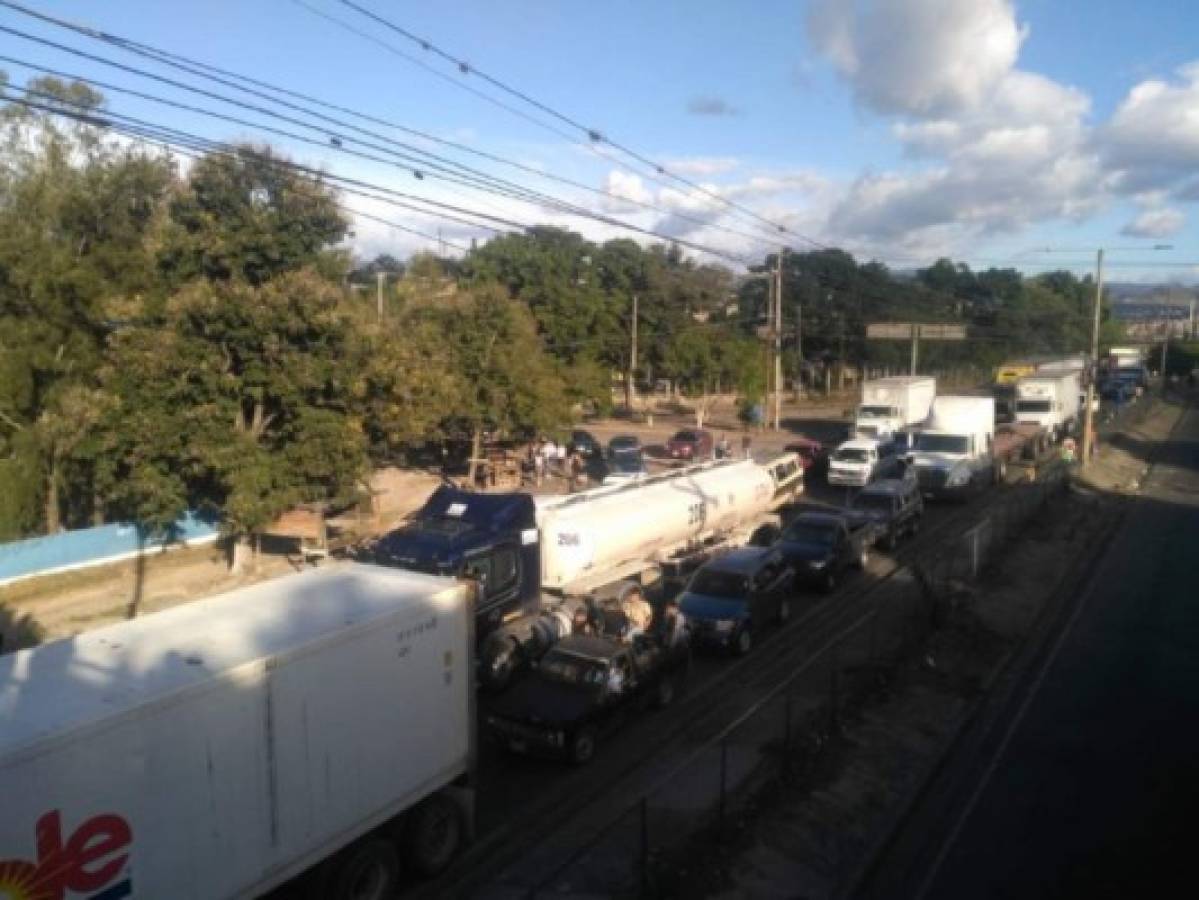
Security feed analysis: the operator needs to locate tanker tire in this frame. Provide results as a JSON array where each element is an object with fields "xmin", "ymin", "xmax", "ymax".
[
  {"xmin": 570, "ymin": 728, "xmax": 598, "ymax": 765},
  {"xmin": 405, "ymin": 794, "xmax": 462, "ymax": 877},
  {"xmin": 322, "ymin": 837, "xmax": 399, "ymax": 900}
]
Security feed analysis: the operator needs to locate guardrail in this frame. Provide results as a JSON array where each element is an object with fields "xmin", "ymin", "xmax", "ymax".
[{"xmin": 525, "ymin": 465, "xmax": 1070, "ymax": 898}]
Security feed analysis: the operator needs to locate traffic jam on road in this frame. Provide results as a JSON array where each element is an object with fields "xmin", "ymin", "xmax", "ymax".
[{"xmin": 4, "ymin": 356, "xmax": 1142, "ymax": 900}]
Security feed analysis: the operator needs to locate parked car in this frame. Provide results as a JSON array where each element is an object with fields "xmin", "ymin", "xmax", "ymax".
[
  {"xmin": 666, "ymin": 429, "xmax": 714, "ymax": 461},
  {"xmin": 570, "ymin": 429, "xmax": 602, "ymax": 458},
  {"xmin": 776, "ymin": 512, "xmax": 880, "ymax": 593},
  {"xmin": 784, "ymin": 437, "xmax": 828, "ymax": 475},
  {"xmin": 678, "ymin": 547, "xmax": 795, "ymax": 655},
  {"xmin": 846, "ymin": 476, "xmax": 923, "ymax": 550},
  {"xmin": 486, "ymin": 633, "xmax": 689, "ymax": 764},
  {"xmin": 602, "ymin": 449, "xmax": 649, "ymax": 485},
  {"xmin": 607, "ymin": 434, "xmax": 642, "ymax": 455}
]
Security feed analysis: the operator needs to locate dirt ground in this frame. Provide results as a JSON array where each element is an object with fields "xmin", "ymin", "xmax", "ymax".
[
  {"xmin": 0, "ymin": 466, "xmax": 442, "ymax": 646},
  {"xmin": 661, "ymin": 393, "xmax": 1184, "ymax": 900}
]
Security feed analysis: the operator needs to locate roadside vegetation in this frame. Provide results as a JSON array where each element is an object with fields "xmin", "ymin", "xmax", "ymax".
[{"xmin": 0, "ymin": 76, "xmax": 1124, "ymax": 557}]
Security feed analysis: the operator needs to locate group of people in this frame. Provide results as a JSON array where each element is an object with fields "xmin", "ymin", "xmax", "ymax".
[
  {"xmin": 569, "ymin": 594, "xmax": 687, "ymax": 649},
  {"xmin": 526, "ymin": 437, "xmax": 587, "ymax": 490}
]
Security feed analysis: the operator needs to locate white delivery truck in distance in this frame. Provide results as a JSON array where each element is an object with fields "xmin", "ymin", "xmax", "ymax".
[
  {"xmin": 1015, "ymin": 371, "xmax": 1081, "ymax": 442},
  {"xmin": 0, "ymin": 565, "xmax": 475, "ymax": 900},
  {"xmin": 855, "ymin": 376, "xmax": 936, "ymax": 441},
  {"xmin": 908, "ymin": 396, "xmax": 997, "ymax": 498}
]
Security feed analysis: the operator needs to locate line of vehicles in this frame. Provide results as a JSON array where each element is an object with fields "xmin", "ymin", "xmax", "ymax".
[{"xmin": 3, "ymin": 353, "xmax": 1129, "ymax": 898}]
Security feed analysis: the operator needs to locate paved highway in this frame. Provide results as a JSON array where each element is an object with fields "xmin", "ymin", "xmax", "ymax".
[{"xmin": 874, "ymin": 395, "xmax": 1199, "ymax": 899}]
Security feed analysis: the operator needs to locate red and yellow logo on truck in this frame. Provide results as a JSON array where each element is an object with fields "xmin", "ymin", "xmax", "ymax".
[{"xmin": 0, "ymin": 810, "xmax": 131, "ymax": 900}]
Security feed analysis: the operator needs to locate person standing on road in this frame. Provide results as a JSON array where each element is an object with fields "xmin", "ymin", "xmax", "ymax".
[{"xmin": 741, "ymin": 432, "xmax": 752, "ymax": 459}]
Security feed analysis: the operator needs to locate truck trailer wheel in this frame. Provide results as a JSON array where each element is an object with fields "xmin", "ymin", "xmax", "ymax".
[
  {"xmin": 321, "ymin": 837, "xmax": 399, "ymax": 900},
  {"xmin": 405, "ymin": 794, "xmax": 462, "ymax": 877}
]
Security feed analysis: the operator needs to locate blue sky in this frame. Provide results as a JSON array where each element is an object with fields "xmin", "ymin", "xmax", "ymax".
[{"xmin": 3, "ymin": 0, "xmax": 1197, "ymax": 281}]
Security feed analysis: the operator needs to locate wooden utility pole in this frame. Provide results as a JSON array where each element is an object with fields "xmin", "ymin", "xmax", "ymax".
[
  {"xmin": 910, "ymin": 325, "xmax": 919, "ymax": 375},
  {"xmin": 376, "ymin": 271, "xmax": 385, "ymax": 322},
  {"xmin": 794, "ymin": 300, "xmax": 803, "ymax": 401},
  {"xmin": 1080, "ymin": 249, "xmax": 1103, "ymax": 468},
  {"xmin": 626, "ymin": 294, "xmax": 639, "ymax": 412}
]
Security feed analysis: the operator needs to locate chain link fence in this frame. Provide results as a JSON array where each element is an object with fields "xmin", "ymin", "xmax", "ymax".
[{"xmin": 526, "ymin": 465, "xmax": 1071, "ymax": 898}]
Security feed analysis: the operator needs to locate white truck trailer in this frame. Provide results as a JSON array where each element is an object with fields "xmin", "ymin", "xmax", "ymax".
[
  {"xmin": 1015, "ymin": 371, "xmax": 1082, "ymax": 442},
  {"xmin": 909, "ymin": 396, "xmax": 997, "ymax": 498},
  {"xmin": 855, "ymin": 376, "xmax": 936, "ymax": 441},
  {"xmin": 0, "ymin": 565, "xmax": 475, "ymax": 900}
]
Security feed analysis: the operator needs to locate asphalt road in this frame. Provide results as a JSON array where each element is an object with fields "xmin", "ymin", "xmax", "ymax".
[{"xmin": 897, "ymin": 396, "xmax": 1199, "ymax": 900}]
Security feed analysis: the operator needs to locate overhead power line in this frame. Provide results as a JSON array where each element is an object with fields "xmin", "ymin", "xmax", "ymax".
[
  {"xmin": 0, "ymin": 0, "xmax": 783, "ymax": 252},
  {"xmin": 332, "ymin": 0, "xmax": 806, "ymax": 242}
]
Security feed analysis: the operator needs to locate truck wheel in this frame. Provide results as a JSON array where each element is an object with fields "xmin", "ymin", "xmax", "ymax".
[
  {"xmin": 322, "ymin": 837, "xmax": 399, "ymax": 900},
  {"xmin": 734, "ymin": 627, "xmax": 753, "ymax": 656},
  {"xmin": 405, "ymin": 794, "xmax": 462, "ymax": 877},
  {"xmin": 570, "ymin": 728, "xmax": 598, "ymax": 765},
  {"xmin": 750, "ymin": 523, "xmax": 780, "ymax": 547},
  {"xmin": 655, "ymin": 677, "xmax": 676, "ymax": 708}
]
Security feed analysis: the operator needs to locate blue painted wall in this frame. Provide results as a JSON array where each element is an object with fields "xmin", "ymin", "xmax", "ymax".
[{"xmin": 0, "ymin": 513, "xmax": 219, "ymax": 584}]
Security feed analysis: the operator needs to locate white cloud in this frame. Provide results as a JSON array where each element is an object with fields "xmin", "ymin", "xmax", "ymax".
[
  {"xmin": 663, "ymin": 156, "xmax": 741, "ymax": 177},
  {"xmin": 1121, "ymin": 207, "xmax": 1185, "ymax": 238},
  {"xmin": 807, "ymin": 0, "xmax": 1025, "ymax": 116},
  {"xmin": 601, "ymin": 170, "xmax": 653, "ymax": 212},
  {"xmin": 1099, "ymin": 61, "xmax": 1199, "ymax": 194}
]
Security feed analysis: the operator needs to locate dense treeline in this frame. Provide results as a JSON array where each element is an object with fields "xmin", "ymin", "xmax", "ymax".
[{"xmin": 0, "ymin": 78, "xmax": 1120, "ymax": 547}]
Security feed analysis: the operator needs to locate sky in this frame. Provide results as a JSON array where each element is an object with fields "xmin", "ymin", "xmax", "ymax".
[{"xmin": 2, "ymin": 0, "xmax": 1198, "ymax": 282}]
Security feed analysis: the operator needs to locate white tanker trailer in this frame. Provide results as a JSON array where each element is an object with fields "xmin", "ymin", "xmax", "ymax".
[{"xmin": 373, "ymin": 454, "xmax": 802, "ymax": 687}]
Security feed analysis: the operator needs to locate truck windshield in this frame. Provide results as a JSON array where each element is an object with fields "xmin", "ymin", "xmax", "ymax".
[
  {"xmin": 1015, "ymin": 400, "xmax": 1052, "ymax": 413},
  {"xmin": 782, "ymin": 522, "xmax": 835, "ymax": 545},
  {"xmin": 834, "ymin": 448, "xmax": 870, "ymax": 463},
  {"xmin": 858, "ymin": 405, "xmax": 893, "ymax": 418},
  {"xmin": 914, "ymin": 433, "xmax": 969, "ymax": 454},
  {"xmin": 539, "ymin": 652, "xmax": 607, "ymax": 687},
  {"xmin": 689, "ymin": 569, "xmax": 750, "ymax": 598}
]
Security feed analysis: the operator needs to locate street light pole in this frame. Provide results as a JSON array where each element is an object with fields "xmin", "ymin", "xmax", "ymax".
[{"xmin": 1080, "ymin": 249, "xmax": 1103, "ymax": 468}]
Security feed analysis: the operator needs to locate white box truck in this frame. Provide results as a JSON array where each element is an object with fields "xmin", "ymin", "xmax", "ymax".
[
  {"xmin": 909, "ymin": 396, "xmax": 997, "ymax": 498},
  {"xmin": 0, "ymin": 565, "xmax": 475, "ymax": 900},
  {"xmin": 855, "ymin": 376, "xmax": 936, "ymax": 441},
  {"xmin": 1015, "ymin": 371, "xmax": 1081, "ymax": 442}
]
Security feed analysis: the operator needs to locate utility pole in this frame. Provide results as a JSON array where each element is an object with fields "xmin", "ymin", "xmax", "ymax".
[
  {"xmin": 910, "ymin": 325, "xmax": 919, "ymax": 375},
  {"xmin": 794, "ymin": 300, "xmax": 803, "ymax": 401},
  {"xmin": 1081, "ymin": 249, "xmax": 1104, "ymax": 468},
  {"xmin": 627, "ymin": 294, "xmax": 638, "ymax": 412},
  {"xmin": 376, "ymin": 271, "xmax": 385, "ymax": 322},
  {"xmin": 773, "ymin": 249, "xmax": 785, "ymax": 430},
  {"xmin": 1160, "ymin": 330, "xmax": 1169, "ymax": 390}
]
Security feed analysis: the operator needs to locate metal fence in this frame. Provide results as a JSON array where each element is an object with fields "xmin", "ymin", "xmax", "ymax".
[{"xmin": 527, "ymin": 464, "xmax": 1071, "ymax": 898}]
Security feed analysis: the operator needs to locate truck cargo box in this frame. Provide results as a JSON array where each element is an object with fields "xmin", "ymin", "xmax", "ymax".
[{"xmin": 0, "ymin": 564, "xmax": 473, "ymax": 900}]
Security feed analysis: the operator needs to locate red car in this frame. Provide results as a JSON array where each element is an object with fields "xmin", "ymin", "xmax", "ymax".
[
  {"xmin": 667, "ymin": 429, "xmax": 714, "ymax": 460},
  {"xmin": 784, "ymin": 437, "xmax": 827, "ymax": 472}
]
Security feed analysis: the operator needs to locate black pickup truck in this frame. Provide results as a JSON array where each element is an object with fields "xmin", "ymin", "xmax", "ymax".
[
  {"xmin": 486, "ymin": 632, "xmax": 689, "ymax": 764},
  {"xmin": 776, "ymin": 511, "xmax": 881, "ymax": 593},
  {"xmin": 846, "ymin": 475, "xmax": 924, "ymax": 550}
]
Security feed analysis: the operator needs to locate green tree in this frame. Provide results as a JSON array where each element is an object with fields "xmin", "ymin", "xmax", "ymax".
[{"xmin": 0, "ymin": 76, "xmax": 174, "ymax": 536}]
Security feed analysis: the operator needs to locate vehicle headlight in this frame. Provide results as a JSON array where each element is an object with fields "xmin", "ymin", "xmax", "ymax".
[
  {"xmin": 947, "ymin": 468, "xmax": 969, "ymax": 487},
  {"xmin": 714, "ymin": 619, "xmax": 737, "ymax": 633},
  {"xmin": 808, "ymin": 559, "xmax": 828, "ymax": 570}
]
